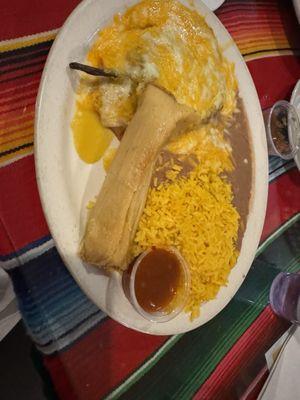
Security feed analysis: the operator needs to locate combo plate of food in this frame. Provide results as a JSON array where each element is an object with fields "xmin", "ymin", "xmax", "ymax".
[{"xmin": 35, "ymin": 0, "xmax": 268, "ymax": 334}]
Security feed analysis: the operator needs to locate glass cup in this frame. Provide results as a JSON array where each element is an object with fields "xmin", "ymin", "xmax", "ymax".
[
  {"xmin": 269, "ymin": 272, "xmax": 300, "ymax": 323},
  {"xmin": 263, "ymin": 100, "xmax": 300, "ymax": 160}
]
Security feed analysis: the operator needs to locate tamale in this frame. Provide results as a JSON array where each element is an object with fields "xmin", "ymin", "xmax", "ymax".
[{"xmin": 80, "ymin": 84, "xmax": 199, "ymax": 270}]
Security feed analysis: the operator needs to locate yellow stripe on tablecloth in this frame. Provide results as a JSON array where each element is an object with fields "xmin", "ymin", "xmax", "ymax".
[
  {"xmin": 244, "ymin": 49, "xmax": 300, "ymax": 62},
  {"xmin": 0, "ymin": 29, "xmax": 57, "ymax": 52},
  {"xmin": 0, "ymin": 113, "xmax": 34, "ymax": 132},
  {"xmin": 0, "ymin": 30, "xmax": 58, "ymax": 165},
  {"xmin": 240, "ymin": 43, "xmax": 292, "ymax": 56},
  {"xmin": 0, "ymin": 145, "xmax": 33, "ymax": 165},
  {"xmin": 0, "ymin": 132, "xmax": 33, "ymax": 149},
  {"xmin": 0, "ymin": 119, "xmax": 34, "ymax": 136},
  {"xmin": 0, "ymin": 125, "xmax": 33, "ymax": 145},
  {"xmin": 0, "ymin": 136, "xmax": 33, "ymax": 163}
]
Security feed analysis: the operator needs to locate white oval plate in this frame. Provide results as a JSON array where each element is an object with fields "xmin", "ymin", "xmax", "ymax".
[
  {"xmin": 35, "ymin": 0, "xmax": 268, "ymax": 335},
  {"xmin": 202, "ymin": 0, "xmax": 225, "ymax": 11}
]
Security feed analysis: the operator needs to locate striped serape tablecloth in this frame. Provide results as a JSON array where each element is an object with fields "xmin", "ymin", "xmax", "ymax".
[{"xmin": 1, "ymin": 0, "xmax": 300, "ymax": 399}]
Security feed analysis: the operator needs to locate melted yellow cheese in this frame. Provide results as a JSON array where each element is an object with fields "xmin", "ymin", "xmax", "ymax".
[
  {"xmin": 72, "ymin": 0, "xmax": 238, "ymax": 164},
  {"xmin": 72, "ymin": 105, "xmax": 113, "ymax": 164},
  {"xmin": 88, "ymin": 0, "xmax": 237, "ymax": 121},
  {"xmin": 167, "ymin": 124, "xmax": 233, "ymax": 172}
]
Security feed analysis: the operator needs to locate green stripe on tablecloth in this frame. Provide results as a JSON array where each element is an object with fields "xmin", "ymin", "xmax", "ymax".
[{"xmin": 118, "ymin": 216, "xmax": 300, "ymax": 400}]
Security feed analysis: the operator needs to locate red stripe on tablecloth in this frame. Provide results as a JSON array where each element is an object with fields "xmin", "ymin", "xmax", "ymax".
[
  {"xmin": 0, "ymin": 68, "xmax": 44, "ymax": 87},
  {"xmin": 0, "ymin": 99, "xmax": 35, "ymax": 120},
  {"xmin": 0, "ymin": 54, "xmax": 47, "ymax": 75},
  {"xmin": 0, "ymin": 218, "xmax": 14, "ymax": 260},
  {"xmin": 0, "ymin": 111, "xmax": 34, "ymax": 130},
  {"xmin": 0, "ymin": 101, "xmax": 35, "ymax": 118},
  {"xmin": 0, "ymin": 89, "xmax": 38, "ymax": 110},
  {"xmin": 0, "ymin": 76, "xmax": 40, "ymax": 94},
  {"xmin": 261, "ymin": 167, "xmax": 300, "ymax": 242},
  {"xmin": 44, "ymin": 319, "xmax": 168, "ymax": 400},
  {"xmin": 228, "ymin": 28, "xmax": 288, "ymax": 39},
  {"xmin": 193, "ymin": 307, "xmax": 289, "ymax": 400},
  {"xmin": 227, "ymin": 23, "xmax": 287, "ymax": 33},
  {"xmin": 0, "ymin": 155, "xmax": 49, "ymax": 256},
  {"xmin": 0, "ymin": 67, "xmax": 43, "ymax": 89},
  {"xmin": 0, "ymin": 47, "xmax": 50, "ymax": 66},
  {"xmin": 0, "ymin": 0, "xmax": 81, "ymax": 40},
  {"xmin": 218, "ymin": 2, "xmax": 281, "ymax": 19},
  {"xmin": 217, "ymin": 0, "xmax": 300, "ymax": 54},
  {"xmin": 220, "ymin": 9, "xmax": 281, "ymax": 21},
  {"xmin": 0, "ymin": 63, "xmax": 45, "ymax": 84},
  {"xmin": 222, "ymin": 17, "xmax": 282, "ymax": 27},
  {"xmin": 0, "ymin": 78, "xmax": 40, "ymax": 97},
  {"xmin": 247, "ymin": 56, "xmax": 300, "ymax": 110}
]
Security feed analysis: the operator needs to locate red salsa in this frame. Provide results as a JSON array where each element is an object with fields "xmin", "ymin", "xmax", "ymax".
[{"xmin": 134, "ymin": 247, "xmax": 183, "ymax": 313}]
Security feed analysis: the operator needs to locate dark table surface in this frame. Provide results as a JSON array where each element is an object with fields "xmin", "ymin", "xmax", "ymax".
[{"xmin": 0, "ymin": 322, "xmax": 56, "ymax": 400}]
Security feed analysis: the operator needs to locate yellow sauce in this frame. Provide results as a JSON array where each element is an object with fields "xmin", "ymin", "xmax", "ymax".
[{"xmin": 71, "ymin": 106, "xmax": 113, "ymax": 164}]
